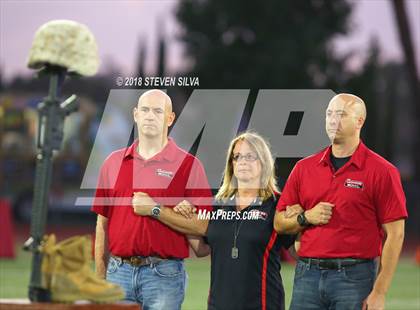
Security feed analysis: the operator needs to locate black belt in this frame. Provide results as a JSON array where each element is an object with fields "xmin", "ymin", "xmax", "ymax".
[
  {"xmin": 111, "ymin": 255, "xmax": 168, "ymax": 267},
  {"xmin": 299, "ymin": 257, "xmax": 372, "ymax": 269}
]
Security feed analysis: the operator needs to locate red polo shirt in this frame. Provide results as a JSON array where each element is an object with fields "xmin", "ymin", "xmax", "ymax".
[
  {"xmin": 277, "ymin": 141, "xmax": 407, "ymax": 259},
  {"xmin": 91, "ymin": 138, "xmax": 212, "ymax": 258}
]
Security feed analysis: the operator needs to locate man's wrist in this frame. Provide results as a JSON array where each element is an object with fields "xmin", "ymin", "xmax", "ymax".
[
  {"xmin": 297, "ymin": 211, "xmax": 311, "ymax": 227},
  {"xmin": 304, "ymin": 210, "xmax": 314, "ymax": 225},
  {"xmin": 372, "ymin": 285, "xmax": 387, "ymax": 296}
]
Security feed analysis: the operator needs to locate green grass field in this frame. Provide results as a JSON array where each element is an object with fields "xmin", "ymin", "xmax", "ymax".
[{"xmin": 1, "ymin": 247, "xmax": 419, "ymax": 310}]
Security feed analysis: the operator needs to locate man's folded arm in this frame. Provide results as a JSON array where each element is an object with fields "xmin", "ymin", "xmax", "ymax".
[
  {"xmin": 274, "ymin": 210, "xmax": 305, "ymax": 234},
  {"xmin": 158, "ymin": 206, "xmax": 209, "ymax": 237}
]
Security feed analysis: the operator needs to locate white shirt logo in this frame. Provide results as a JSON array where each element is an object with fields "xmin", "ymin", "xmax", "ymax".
[{"xmin": 156, "ymin": 169, "xmax": 174, "ymax": 178}]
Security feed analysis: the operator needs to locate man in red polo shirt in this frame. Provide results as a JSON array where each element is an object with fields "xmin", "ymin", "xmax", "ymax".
[
  {"xmin": 92, "ymin": 89, "xmax": 212, "ymax": 310},
  {"xmin": 274, "ymin": 93, "xmax": 407, "ymax": 310}
]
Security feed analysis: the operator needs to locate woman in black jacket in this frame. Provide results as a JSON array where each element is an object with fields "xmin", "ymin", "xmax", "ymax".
[{"xmin": 133, "ymin": 131, "xmax": 298, "ymax": 310}]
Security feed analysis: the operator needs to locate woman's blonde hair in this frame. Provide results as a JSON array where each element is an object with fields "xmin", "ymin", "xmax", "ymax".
[{"xmin": 215, "ymin": 131, "xmax": 279, "ymax": 201}]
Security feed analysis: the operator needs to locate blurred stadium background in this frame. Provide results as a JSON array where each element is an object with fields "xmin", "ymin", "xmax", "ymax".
[{"xmin": 0, "ymin": 0, "xmax": 419, "ymax": 309}]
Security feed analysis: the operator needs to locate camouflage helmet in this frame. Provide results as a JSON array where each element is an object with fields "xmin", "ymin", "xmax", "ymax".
[{"xmin": 27, "ymin": 20, "xmax": 99, "ymax": 76}]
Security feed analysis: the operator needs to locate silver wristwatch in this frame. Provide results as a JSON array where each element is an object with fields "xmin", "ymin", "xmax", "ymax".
[{"xmin": 151, "ymin": 205, "xmax": 161, "ymax": 218}]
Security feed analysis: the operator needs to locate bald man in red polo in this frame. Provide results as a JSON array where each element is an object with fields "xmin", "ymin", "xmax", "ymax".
[
  {"xmin": 92, "ymin": 90, "xmax": 212, "ymax": 310},
  {"xmin": 274, "ymin": 93, "xmax": 407, "ymax": 310}
]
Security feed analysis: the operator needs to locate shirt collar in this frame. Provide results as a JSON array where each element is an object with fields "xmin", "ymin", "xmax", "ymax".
[
  {"xmin": 318, "ymin": 140, "xmax": 366, "ymax": 169},
  {"xmin": 229, "ymin": 194, "xmax": 263, "ymax": 206},
  {"xmin": 123, "ymin": 137, "xmax": 178, "ymax": 162}
]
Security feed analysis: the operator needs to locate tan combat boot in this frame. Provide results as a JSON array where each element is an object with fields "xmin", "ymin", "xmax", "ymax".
[
  {"xmin": 40, "ymin": 234, "xmax": 57, "ymax": 290},
  {"xmin": 41, "ymin": 234, "xmax": 124, "ymax": 303}
]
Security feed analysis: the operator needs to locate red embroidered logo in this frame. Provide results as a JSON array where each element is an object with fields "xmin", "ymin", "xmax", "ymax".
[{"xmin": 249, "ymin": 209, "xmax": 268, "ymax": 220}]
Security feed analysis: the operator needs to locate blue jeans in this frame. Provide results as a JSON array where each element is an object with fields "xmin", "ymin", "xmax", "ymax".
[
  {"xmin": 106, "ymin": 256, "xmax": 187, "ymax": 310},
  {"xmin": 290, "ymin": 259, "xmax": 377, "ymax": 310}
]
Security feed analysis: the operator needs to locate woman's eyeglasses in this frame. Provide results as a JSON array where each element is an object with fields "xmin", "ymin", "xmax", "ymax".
[{"xmin": 232, "ymin": 153, "xmax": 259, "ymax": 162}]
